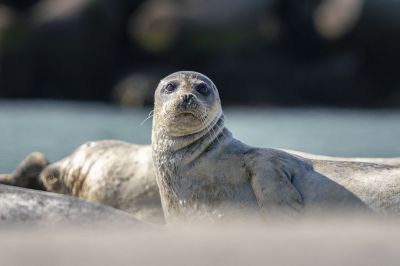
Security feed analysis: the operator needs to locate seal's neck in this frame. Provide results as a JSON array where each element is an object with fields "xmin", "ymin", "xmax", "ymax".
[
  {"xmin": 152, "ymin": 113, "xmax": 228, "ymax": 163},
  {"xmin": 152, "ymin": 113, "xmax": 230, "ymax": 218}
]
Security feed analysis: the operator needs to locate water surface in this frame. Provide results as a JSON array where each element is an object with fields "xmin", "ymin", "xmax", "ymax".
[{"xmin": 1, "ymin": 100, "xmax": 400, "ymax": 173}]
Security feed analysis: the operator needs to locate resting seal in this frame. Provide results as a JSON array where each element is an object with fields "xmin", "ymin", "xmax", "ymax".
[
  {"xmin": 39, "ymin": 141, "xmax": 164, "ymax": 223},
  {"xmin": 0, "ymin": 184, "xmax": 140, "ymax": 226},
  {"xmin": 1, "ymin": 143, "xmax": 164, "ymax": 224},
  {"xmin": 4, "ymin": 144, "xmax": 400, "ymax": 224},
  {"xmin": 152, "ymin": 71, "xmax": 400, "ymax": 222}
]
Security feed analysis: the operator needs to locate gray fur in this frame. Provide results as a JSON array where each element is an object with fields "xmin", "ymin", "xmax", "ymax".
[
  {"xmin": 39, "ymin": 141, "xmax": 164, "ymax": 223},
  {"xmin": 5, "ymin": 141, "xmax": 400, "ymax": 224},
  {"xmin": 152, "ymin": 71, "xmax": 400, "ymax": 223},
  {"xmin": 3, "ymin": 72, "xmax": 400, "ymax": 224},
  {"xmin": 0, "ymin": 152, "xmax": 48, "ymax": 190},
  {"xmin": 0, "ymin": 184, "xmax": 140, "ymax": 226}
]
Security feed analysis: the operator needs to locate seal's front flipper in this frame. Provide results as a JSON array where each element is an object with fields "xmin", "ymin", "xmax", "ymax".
[
  {"xmin": 2, "ymin": 152, "xmax": 49, "ymax": 190},
  {"xmin": 0, "ymin": 174, "xmax": 13, "ymax": 185},
  {"xmin": 245, "ymin": 152, "xmax": 304, "ymax": 218}
]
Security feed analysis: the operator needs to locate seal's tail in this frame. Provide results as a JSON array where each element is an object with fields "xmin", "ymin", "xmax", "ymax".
[{"xmin": 0, "ymin": 152, "xmax": 49, "ymax": 190}]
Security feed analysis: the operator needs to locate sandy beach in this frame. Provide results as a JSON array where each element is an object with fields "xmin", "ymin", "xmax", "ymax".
[{"xmin": 1, "ymin": 216, "xmax": 400, "ymax": 266}]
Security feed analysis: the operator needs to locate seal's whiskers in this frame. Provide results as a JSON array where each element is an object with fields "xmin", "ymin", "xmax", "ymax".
[{"xmin": 140, "ymin": 110, "xmax": 154, "ymax": 126}]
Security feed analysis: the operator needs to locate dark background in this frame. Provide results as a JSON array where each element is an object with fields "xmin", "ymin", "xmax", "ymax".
[{"xmin": 0, "ymin": 0, "xmax": 399, "ymax": 107}]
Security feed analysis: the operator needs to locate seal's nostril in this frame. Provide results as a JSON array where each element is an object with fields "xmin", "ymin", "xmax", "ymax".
[{"xmin": 181, "ymin": 94, "xmax": 194, "ymax": 104}]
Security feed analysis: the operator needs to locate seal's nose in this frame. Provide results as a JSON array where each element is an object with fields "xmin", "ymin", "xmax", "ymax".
[{"xmin": 180, "ymin": 94, "xmax": 195, "ymax": 107}]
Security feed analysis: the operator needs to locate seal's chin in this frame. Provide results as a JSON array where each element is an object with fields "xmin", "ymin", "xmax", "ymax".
[{"xmin": 173, "ymin": 111, "xmax": 204, "ymax": 129}]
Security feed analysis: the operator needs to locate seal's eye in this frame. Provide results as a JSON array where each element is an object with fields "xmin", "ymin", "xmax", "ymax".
[
  {"xmin": 164, "ymin": 82, "xmax": 177, "ymax": 93},
  {"xmin": 196, "ymin": 84, "xmax": 210, "ymax": 96}
]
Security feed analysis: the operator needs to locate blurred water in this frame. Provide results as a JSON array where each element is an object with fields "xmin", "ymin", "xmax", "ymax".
[{"xmin": 1, "ymin": 100, "xmax": 400, "ymax": 173}]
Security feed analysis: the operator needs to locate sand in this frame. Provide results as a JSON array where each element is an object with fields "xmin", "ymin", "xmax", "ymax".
[{"xmin": 1, "ymin": 216, "xmax": 399, "ymax": 266}]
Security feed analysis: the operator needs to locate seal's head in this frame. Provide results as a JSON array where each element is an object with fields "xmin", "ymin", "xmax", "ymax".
[{"xmin": 153, "ymin": 71, "xmax": 222, "ymax": 136}]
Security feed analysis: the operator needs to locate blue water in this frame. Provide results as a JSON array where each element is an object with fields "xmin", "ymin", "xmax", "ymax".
[{"xmin": 1, "ymin": 100, "xmax": 400, "ymax": 173}]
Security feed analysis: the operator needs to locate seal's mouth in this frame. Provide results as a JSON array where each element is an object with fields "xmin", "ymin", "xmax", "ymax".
[
  {"xmin": 176, "ymin": 111, "xmax": 199, "ymax": 120},
  {"xmin": 166, "ymin": 99, "xmax": 207, "ymax": 123},
  {"xmin": 179, "ymin": 112, "xmax": 196, "ymax": 117},
  {"xmin": 175, "ymin": 103, "xmax": 204, "ymax": 118}
]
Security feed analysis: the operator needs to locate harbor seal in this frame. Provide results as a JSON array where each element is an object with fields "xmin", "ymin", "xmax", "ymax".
[
  {"xmin": 0, "ymin": 184, "xmax": 141, "ymax": 226},
  {"xmin": 39, "ymin": 141, "xmax": 164, "ymax": 223},
  {"xmin": 0, "ymin": 142, "xmax": 164, "ymax": 223},
  {"xmin": 151, "ymin": 71, "xmax": 400, "ymax": 222},
  {"xmin": 4, "ymin": 143, "xmax": 400, "ymax": 225}
]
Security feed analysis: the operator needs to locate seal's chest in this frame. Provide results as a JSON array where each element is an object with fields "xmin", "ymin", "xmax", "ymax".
[
  {"xmin": 174, "ymin": 164, "xmax": 254, "ymax": 206},
  {"xmin": 182, "ymin": 154, "xmax": 246, "ymax": 183},
  {"xmin": 167, "ymin": 152, "xmax": 253, "ymax": 207},
  {"xmin": 172, "ymin": 177, "xmax": 259, "ymax": 217}
]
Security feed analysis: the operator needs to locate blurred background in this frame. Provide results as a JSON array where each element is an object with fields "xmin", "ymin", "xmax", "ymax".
[
  {"xmin": 1, "ymin": 0, "xmax": 400, "ymax": 107},
  {"xmin": 1, "ymin": 0, "xmax": 400, "ymax": 173}
]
